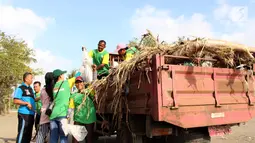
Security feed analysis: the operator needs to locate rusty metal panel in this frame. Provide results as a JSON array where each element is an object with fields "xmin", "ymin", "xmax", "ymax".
[
  {"xmin": 161, "ymin": 105, "xmax": 255, "ymax": 128},
  {"xmin": 158, "ymin": 54, "xmax": 255, "ymax": 128},
  {"xmin": 101, "ymin": 54, "xmax": 255, "ymax": 128}
]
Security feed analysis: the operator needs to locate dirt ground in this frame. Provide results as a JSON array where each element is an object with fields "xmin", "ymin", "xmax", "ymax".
[{"xmin": 0, "ymin": 112, "xmax": 255, "ymax": 143}]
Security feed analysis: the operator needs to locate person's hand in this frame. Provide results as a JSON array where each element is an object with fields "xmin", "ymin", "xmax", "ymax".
[
  {"xmin": 74, "ymin": 71, "xmax": 81, "ymax": 78},
  {"xmin": 92, "ymin": 64, "xmax": 97, "ymax": 71},
  {"xmin": 35, "ymin": 97, "xmax": 40, "ymax": 102},
  {"xmin": 41, "ymin": 108, "xmax": 46, "ymax": 113},
  {"xmin": 26, "ymin": 103, "xmax": 32, "ymax": 110}
]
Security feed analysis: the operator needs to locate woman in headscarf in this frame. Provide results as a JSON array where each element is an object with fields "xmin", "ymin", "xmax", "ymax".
[{"xmin": 36, "ymin": 72, "xmax": 53, "ymax": 143}]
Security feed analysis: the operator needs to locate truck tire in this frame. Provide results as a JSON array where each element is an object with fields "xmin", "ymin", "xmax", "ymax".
[{"xmin": 116, "ymin": 123, "xmax": 150, "ymax": 143}]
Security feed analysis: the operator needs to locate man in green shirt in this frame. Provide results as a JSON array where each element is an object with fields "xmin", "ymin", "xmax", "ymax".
[
  {"xmin": 89, "ymin": 40, "xmax": 110, "ymax": 79},
  {"xmin": 33, "ymin": 81, "xmax": 42, "ymax": 140}
]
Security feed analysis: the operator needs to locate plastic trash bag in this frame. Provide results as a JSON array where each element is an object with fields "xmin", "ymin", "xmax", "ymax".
[
  {"xmin": 60, "ymin": 118, "xmax": 69, "ymax": 136},
  {"xmin": 80, "ymin": 47, "xmax": 93, "ymax": 82},
  {"xmin": 112, "ymin": 61, "xmax": 119, "ymax": 68},
  {"xmin": 69, "ymin": 125, "xmax": 88, "ymax": 141},
  {"xmin": 60, "ymin": 118, "xmax": 88, "ymax": 141}
]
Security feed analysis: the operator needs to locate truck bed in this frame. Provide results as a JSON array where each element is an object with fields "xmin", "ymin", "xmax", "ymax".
[{"xmin": 100, "ymin": 54, "xmax": 255, "ymax": 129}]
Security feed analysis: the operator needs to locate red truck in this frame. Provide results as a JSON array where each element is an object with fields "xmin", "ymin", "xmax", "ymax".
[{"xmin": 93, "ymin": 52, "xmax": 255, "ymax": 143}]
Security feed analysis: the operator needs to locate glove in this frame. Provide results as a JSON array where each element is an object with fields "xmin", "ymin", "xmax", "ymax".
[{"xmin": 74, "ymin": 71, "xmax": 81, "ymax": 78}]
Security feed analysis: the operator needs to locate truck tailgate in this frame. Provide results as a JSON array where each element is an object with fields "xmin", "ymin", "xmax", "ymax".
[{"xmin": 155, "ymin": 55, "xmax": 255, "ymax": 128}]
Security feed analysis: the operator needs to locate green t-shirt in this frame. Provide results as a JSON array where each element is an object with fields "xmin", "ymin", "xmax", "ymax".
[
  {"xmin": 71, "ymin": 90, "xmax": 96, "ymax": 124},
  {"xmin": 92, "ymin": 49, "xmax": 109, "ymax": 75},
  {"xmin": 50, "ymin": 80, "xmax": 71, "ymax": 120},
  {"xmin": 126, "ymin": 47, "xmax": 139, "ymax": 55},
  {"xmin": 35, "ymin": 93, "xmax": 42, "ymax": 113}
]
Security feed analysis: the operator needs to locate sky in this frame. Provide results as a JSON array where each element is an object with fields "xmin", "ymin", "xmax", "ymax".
[{"xmin": 0, "ymin": 0, "xmax": 255, "ymax": 84}]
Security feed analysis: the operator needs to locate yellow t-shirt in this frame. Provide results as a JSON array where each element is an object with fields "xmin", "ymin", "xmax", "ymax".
[{"xmin": 124, "ymin": 53, "xmax": 133, "ymax": 61}]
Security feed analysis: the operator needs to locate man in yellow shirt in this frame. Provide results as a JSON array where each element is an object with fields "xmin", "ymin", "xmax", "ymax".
[{"xmin": 88, "ymin": 40, "xmax": 109, "ymax": 79}]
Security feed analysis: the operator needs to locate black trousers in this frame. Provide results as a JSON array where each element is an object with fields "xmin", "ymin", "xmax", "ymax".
[
  {"xmin": 16, "ymin": 113, "xmax": 34, "ymax": 143},
  {"xmin": 34, "ymin": 113, "xmax": 41, "ymax": 132}
]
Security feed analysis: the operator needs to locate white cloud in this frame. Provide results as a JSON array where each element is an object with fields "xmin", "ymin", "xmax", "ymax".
[
  {"xmin": 31, "ymin": 49, "xmax": 73, "ymax": 85},
  {"xmin": 130, "ymin": 2, "xmax": 255, "ymax": 47},
  {"xmin": 31, "ymin": 49, "xmax": 73, "ymax": 72},
  {"xmin": 213, "ymin": 0, "xmax": 248, "ymax": 23},
  {"xmin": 0, "ymin": 4, "xmax": 73, "ymax": 83},
  {"xmin": 131, "ymin": 5, "xmax": 214, "ymax": 43},
  {"xmin": 213, "ymin": 1, "xmax": 254, "ymax": 46},
  {"xmin": 0, "ymin": 5, "xmax": 54, "ymax": 48}
]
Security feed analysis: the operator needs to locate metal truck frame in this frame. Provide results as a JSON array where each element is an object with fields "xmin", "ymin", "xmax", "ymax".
[{"xmin": 93, "ymin": 53, "xmax": 255, "ymax": 143}]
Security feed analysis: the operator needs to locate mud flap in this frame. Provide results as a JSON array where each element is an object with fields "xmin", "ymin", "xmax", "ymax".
[{"xmin": 208, "ymin": 125, "xmax": 232, "ymax": 137}]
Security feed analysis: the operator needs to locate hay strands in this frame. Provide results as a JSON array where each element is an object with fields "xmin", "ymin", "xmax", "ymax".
[{"xmin": 77, "ymin": 30, "xmax": 255, "ymax": 127}]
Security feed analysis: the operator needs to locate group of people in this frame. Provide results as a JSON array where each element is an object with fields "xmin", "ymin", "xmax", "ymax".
[{"xmin": 13, "ymin": 40, "xmax": 139, "ymax": 143}]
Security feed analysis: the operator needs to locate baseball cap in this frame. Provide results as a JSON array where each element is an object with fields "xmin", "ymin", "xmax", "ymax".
[
  {"xmin": 75, "ymin": 76, "xmax": 84, "ymax": 82},
  {"xmin": 53, "ymin": 69, "xmax": 67, "ymax": 78}
]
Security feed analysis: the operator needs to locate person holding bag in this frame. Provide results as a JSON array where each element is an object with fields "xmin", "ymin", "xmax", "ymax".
[
  {"xmin": 49, "ymin": 69, "xmax": 81, "ymax": 143},
  {"xmin": 68, "ymin": 76, "xmax": 96, "ymax": 143}
]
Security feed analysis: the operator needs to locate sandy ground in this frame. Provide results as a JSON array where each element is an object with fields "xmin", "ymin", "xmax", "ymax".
[{"xmin": 1, "ymin": 112, "xmax": 255, "ymax": 143}]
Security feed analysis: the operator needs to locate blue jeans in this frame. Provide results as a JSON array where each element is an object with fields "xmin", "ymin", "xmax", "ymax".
[{"xmin": 50, "ymin": 118, "xmax": 68, "ymax": 143}]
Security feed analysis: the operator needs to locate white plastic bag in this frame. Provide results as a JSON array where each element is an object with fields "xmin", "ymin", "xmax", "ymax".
[
  {"xmin": 80, "ymin": 46, "xmax": 93, "ymax": 82},
  {"xmin": 60, "ymin": 118, "xmax": 88, "ymax": 141},
  {"xmin": 60, "ymin": 118, "xmax": 69, "ymax": 136},
  {"xmin": 112, "ymin": 61, "xmax": 119, "ymax": 68},
  {"xmin": 69, "ymin": 125, "xmax": 88, "ymax": 142}
]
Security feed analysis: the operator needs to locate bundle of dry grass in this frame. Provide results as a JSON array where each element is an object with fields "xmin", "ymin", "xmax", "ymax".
[{"xmin": 78, "ymin": 30, "xmax": 255, "ymax": 125}]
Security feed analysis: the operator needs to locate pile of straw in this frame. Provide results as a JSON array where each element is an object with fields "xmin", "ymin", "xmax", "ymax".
[{"xmin": 79, "ymin": 30, "xmax": 255, "ymax": 125}]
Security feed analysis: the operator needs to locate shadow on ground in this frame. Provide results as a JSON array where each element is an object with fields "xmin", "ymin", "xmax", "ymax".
[{"xmin": 0, "ymin": 137, "xmax": 16, "ymax": 143}]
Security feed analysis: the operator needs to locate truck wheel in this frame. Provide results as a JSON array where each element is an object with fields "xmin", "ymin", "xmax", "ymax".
[{"xmin": 116, "ymin": 123, "xmax": 150, "ymax": 143}]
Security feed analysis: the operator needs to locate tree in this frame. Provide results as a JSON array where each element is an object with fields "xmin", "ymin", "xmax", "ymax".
[
  {"xmin": 0, "ymin": 32, "xmax": 42, "ymax": 114},
  {"xmin": 67, "ymin": 69, "xmax": 77, "ymax": 79}
]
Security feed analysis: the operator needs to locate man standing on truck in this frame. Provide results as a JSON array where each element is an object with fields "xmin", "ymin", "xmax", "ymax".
[
  {"xmin": 115, "ymin": 43, "xmax": 139, "ymax": 61},
  {"xmin": 88, "ymin": 40, "xmax": 110, "ymax": 79}
]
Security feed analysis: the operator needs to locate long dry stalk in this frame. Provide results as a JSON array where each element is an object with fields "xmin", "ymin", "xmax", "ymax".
[{"xmin": 77, "ymin": 30, "xmax": 255, "ymax": 127}]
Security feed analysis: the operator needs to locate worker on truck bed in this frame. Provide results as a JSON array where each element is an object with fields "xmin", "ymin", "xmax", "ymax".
[
  {"xmin": 88, "ymin": 40, "xmax": 110, "ymax": 79},
  {"xmin": 115, "ymin": 43, "xmax": 139, "ymax": 61}
]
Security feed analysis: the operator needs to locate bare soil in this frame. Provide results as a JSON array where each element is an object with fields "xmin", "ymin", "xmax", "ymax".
[{"xmin": 0, "ymin": 112, "xmax": 255, "ymax": 143}]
